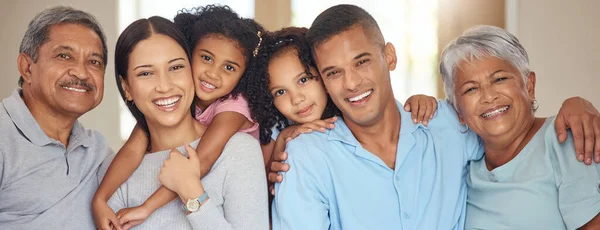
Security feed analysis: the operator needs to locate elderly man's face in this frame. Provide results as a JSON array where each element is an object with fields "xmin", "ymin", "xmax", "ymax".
[
  {"xmin": 454, "ymin": 56, "xmax": 536, "ymax": 139},
  {"xmin": 313, "ymin": 25, "xmax": 397, "ymax": 127},
  {"xmin": 22, "ymin": 23, "xmax": 105, "ymax": 117}
]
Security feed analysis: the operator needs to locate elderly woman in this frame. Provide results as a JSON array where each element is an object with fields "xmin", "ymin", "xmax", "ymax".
[{"xmin": 440, "ymin": 25, "xmax": 600, "ymax": 229}]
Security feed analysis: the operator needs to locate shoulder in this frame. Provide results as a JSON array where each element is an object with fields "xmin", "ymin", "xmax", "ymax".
[
  {"xmin": 427, "ymin": 99, "xmax": 461, "ymax": 128},
  {"xmin": 284, "ymin": 132, "xmax": 331, "ymax": 169},
  {"xmin": 81, "ymin": 126, "xmax": 114, "ymax": 158},
  {"xmin": 221, "ymin": 133, "xmax": 262, "ymax": 159}
]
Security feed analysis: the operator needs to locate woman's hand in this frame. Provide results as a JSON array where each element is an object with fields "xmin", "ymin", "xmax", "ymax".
[
  {"xmin": 404, "ymin": 94, "xmax": 438, "ymax": 126},
  {"xmin": 158, "ymin": 145, "xmax": 204, "ymax": 202}
]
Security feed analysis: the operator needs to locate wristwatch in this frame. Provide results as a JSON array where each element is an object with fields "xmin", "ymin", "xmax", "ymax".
[{"xmin": 183, "ymin": 191, "xmax": 209, "ymax": 212}]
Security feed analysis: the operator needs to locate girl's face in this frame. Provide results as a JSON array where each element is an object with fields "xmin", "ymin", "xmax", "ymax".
[
  {"xmin": 191, "ymin": 35, "xmax": 247, "ymax": 108},
  {"xmin": 268, "ymin": 48, "xmax": 328, "ymax": 124},
  {"xmin": 120, "ymin": 34, "xmax": 194, "ymax": 129}
]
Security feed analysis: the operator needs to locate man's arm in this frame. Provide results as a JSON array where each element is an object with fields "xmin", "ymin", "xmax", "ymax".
[
  {"xmin": 272, "ymin": 139, "xmax": 330, "ymax": 230},
  {"xmin": 554, "ymin": 97, "xmax": 600, "ymax": 164}
]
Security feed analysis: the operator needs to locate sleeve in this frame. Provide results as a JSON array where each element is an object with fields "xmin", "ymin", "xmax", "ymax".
[
  {"xmin": 435, "ymin": 99, "xmax": 484, "ymax": 161},
  {"xmin": 186, "ymin": 134, "xmax": 269, "ymax": 230},
  {"xmin": 214, "ymin": 95, "xmax": 255, "ymax": 123},
  {"xmin": 272, "ymin": 138, "xmax": 330, "ymax": 230},
  {"xmin": 547, "ymin": 118, "xmax": 600, "ymax": 230}
]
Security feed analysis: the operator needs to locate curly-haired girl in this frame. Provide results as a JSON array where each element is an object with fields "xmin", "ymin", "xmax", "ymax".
[{"xmin": 93, "ymin": 5, "xmax": 268, "ymax": 229}]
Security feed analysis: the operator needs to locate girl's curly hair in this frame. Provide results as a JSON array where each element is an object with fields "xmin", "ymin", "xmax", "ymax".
[
  {"xmin": 173, "ymin": 4, "xmax": 265, "ymax": 103},
  {"xmin": 247, "ymin": 27, "xmax": 340, "ymax": 145}
]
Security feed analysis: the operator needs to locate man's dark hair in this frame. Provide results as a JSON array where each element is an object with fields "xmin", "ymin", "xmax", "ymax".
[{"xmin": 306, "ymin": 4, "xmax": 385, "ymax": 57}]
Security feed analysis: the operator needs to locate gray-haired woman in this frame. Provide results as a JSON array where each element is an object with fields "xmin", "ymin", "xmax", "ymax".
[{"xmin": 440, "ymin": 25, "xmax": 600, "ymax": 229}]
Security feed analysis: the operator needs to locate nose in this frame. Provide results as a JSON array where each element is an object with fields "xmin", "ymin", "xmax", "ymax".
[
  {"xmin": 480, "ymin": 84, "xmax": 499, "ymax": 104},
  {"xmin": 290, "ymin": 90, "xmax": 306, "ymax": 106},
  {"xmin": 68, "ymin": 60, "xmax": 89, "ymax": 80},
  {"xmin": 155, "ymin": 70, "xmax": 174, "ymax": 93},
  {"xmin": 342, "ymin": 69, "xmax": 363, "ymax": 91},
  {"xmin": 204, "ymin": 65, "xmax": 219, "ymax": 81}
]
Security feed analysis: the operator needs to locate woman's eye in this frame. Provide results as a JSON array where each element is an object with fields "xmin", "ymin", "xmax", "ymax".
[
  {"xmin": 137, "ymin": 71, "xmax": 151, "ymax": 77},
  {"xmin": 463, "ymin": 87, "xmax": 477, "ymax": 94},
  {"xmin": 170, "ymin": 65, "xmax": 184, "ymax": 71},
  {"xmin": 494, "ymin": 77, "xmax": 508, "ymax": 83},
  {"xmin": 274, "ymin": 89, "xmax": 285, "ymax": 97}
]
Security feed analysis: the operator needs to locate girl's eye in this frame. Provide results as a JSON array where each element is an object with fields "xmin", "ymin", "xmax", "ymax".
[
  {"xmin": 299, "ymin": 77, "xmax": 309, "ymax": 84},
  {"xmin": 274, "ymin": 89, "xmax": 285, "ymax": 97},
  {"xmin": 224, "ymin": 65, "xmax": 235, "ymax": 71},
  {"xmin": 201, "ymin": 55, "xmax": 212, "ymax": 62}
]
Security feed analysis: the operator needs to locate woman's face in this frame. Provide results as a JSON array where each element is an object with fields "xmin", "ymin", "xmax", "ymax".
[
  {"xmin": 121, "ymin": 34, "xmax": 195, "ymax": 129},
  {"xmin": 268, "ymin": 48, "xmax": 328, "ymax": 124},
  {"xmin": 453, "ymin": 56, "xmax": 536, "ymax": 140}
]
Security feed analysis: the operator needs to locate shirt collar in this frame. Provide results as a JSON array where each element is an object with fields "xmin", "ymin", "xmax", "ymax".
[
  {"xmin": 3, "ymin": 89, "xmax": 92, "ymax": 148},
  {"xmin": 327, "ymin": 100, "xmax": 427, "ymax": 147}
]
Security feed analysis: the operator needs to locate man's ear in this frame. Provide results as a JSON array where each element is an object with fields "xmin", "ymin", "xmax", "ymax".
[
  {"xmin": 17, "ymin": 53, "xmax": 34, "ymax": 85},
  {"xmin": 383, "ymin": 42, "xmax": 397, "ymax": 71},
  {"xmin": 119, "ymin": 75, "xmax": 133, "ymax": 101},
  {"xmin": 526, "ymin": 71, "xmax": 536, "ymax": 100}
]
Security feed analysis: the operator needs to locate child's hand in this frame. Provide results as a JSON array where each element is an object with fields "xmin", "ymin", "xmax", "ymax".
[
  {"xmin": 282, "ymin": 117, "xmax": 337, "ymax": 143},
  {"xmin": 404, "ymin": 94, "xmax": 438, "ymax": 126},
  {"xmin": 267, "ymin": 151, "xmax": 289, "ymax": 196},
  {"xmin": 92, "ymin": 199, "xmax": 123, "ymax": 230},
  {"xmin": 159, "ymin": 145, "xmax": 202, "ymax": 194},
  {"xmin": 116, "ymin": 205, "xmax": 151, "ymax": 230}
]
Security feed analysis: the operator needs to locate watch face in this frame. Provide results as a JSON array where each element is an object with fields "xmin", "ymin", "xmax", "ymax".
[{"xmin": 186, "ymin": 199, "xmax": 200, "ymax": 212}]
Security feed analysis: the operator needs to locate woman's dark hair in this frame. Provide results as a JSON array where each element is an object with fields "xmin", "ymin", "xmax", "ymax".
[
  {"xmin": 247, "ymin": 27, "xmax": 339, "ymax": 145},
  {"xmin": 114, "ymin": 16, "xmax": 192, "ymax": 151},
  {"xmin": 173, "ymin": 5, "xmax": 265, "ymax": 103}
]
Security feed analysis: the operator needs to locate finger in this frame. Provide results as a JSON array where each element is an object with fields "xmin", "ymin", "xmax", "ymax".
[
  {"xmin": 273, "ymin": 151, "xmax": 288, "ymax": 161},
  {"xmin": 310, "ymin": 120, "xmax": 335, "ymax": 130},
  {"xmin": 270, "ymin": 185, "xmax": 275, "ymax": 196},
  {"xmin": 410, "ymin": 101, "xmax": 419, "ymax": 123},
  {"xmin": 422, "ymin": 101, "xmax": 432, "ymax": 126},
  {"xmin": 270, "ymin": 161, "xmax": 289, "ymax": 173},
  {"xmin": 569, "ymin": 117, "xmax": 585, "ymax": 163},
  {"xmin": 324, "ymin": 116, "xmax": 338, "ymax": 123},
  {"xmin": 554, "ymin": 114, "xmax": 569, "ymax": 143},
  {"xmin": 431, "ymin": 99, "xmax": 438, "ymax": 119},
  {"xmin": 302, "ymin": 123, "xmax": 327, "ymax": 132},
  {"xmin": 122, "ymin": 223, "xmax": 133, "ymax": 230},
  {"xmin": 110, "ymin": 217, "xmax": 124, "ymax": 230},
  {"xmin": 184, "ymin": 144, "xmax": 197, "ymax": 160},
  {"xmin": 289, "ymin": 127, "xmax": 312, "ymax": 139},
  {"xmin": 268, "ymin": 172, "xmax": 283, "ymax": 183},
  {"xmin": 404, "ymin": 102, "xmax": 411, "ymax": 112},
  {"xmin": 593, "ymin": 117, "xmax": 600, "ymax": 163},
  {"xmin": 417, "ymin": 102, "xmax": 427, "ymax": 124},
  {"xmin": 583, "ymin": 117, "xmax": 595, "ymax": 165}
]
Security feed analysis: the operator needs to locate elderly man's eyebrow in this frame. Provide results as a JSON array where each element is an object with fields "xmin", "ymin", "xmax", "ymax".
[{"xmin": 55, "ymin": 45, "xmax": 74, "ymax": 51}]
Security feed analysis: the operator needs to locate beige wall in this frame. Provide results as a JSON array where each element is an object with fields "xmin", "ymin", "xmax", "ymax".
[
  {"xmin": 509, "ymin": 0, "xmax": 600, "ymax": 116},
  {"xmin": 0, "ymin": 0, "xmax": 121, "ymax": 151}
]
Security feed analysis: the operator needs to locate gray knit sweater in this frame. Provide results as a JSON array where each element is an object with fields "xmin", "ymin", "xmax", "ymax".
[{"xmin": 98, "ymin": 133, "xmax": 269, "ymax": 229}]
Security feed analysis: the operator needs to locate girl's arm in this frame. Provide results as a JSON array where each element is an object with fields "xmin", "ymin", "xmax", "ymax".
[
  {"xmin": 117, "ymin": 112, "xmax": 252, "ymax": 228},
  {"xmin": 92, "ymin": 124, "xmax": 147, "ymax": 230}
]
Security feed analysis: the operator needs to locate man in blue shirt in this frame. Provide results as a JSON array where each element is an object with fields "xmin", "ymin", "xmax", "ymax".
[{"xmin": 271, "ymin": 4, "xmax": 600, "ymax": 230}]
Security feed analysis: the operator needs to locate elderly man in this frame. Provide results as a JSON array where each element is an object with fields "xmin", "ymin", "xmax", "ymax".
[
  {"xmin": 270, "ymin": 4, "xmax": 600, "ymax": 230},
  {"xmin": 0, "ymin": 6, "xmax": 111, "ymax": 230}
]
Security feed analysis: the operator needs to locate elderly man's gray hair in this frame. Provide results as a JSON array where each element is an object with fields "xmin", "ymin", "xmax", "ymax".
[
  {"xmin": 439, "ymin": 25, "xmax": 530, "ymax": 105},
  {"xmin": 18, "ymin": 6, "xmax": 108, "ymax": 87}
]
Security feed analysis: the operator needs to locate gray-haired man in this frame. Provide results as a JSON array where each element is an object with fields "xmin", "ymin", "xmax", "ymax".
[{"xmin": 0, "ymin": 6, "xmax": 112, "ymax": 229}]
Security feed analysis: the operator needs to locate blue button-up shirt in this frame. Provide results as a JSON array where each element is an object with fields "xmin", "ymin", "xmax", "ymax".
[{"xmin": 272, "ymin": 100, "xmax": 483, "ymax": 230}]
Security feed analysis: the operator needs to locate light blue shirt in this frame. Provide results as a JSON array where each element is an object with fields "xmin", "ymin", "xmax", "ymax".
[
  {"xmin": 466, "ymin": 117, "xmax": 600, "ymax": 230},
  {"xmin": 272, "ymin": 100, "xmax": 483, "ymax": 229}
]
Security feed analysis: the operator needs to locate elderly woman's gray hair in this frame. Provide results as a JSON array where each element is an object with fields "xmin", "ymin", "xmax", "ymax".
[
  {"xmin": 18, "ymin": 6, "xmax": 108, "ymax": 87},
  {"xmin": 439, "ymin": 25, "xmax": 530, "ymax": 105}
]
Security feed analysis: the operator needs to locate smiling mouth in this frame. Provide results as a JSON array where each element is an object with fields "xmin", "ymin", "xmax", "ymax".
[
  {"xmin": 346, "ymin": 90, "xmax": 373, "ymax": 103},
  {"xmin": 481, "ymin": 105, "xmax": 510, "ymax": 118},
  {"xmin": 297, "ymin": 104, "xmax": 314, "ymax": 117},
  {"xmin": 62, "ymin": 86, "xmax": 89, "ymax": 93},
  {"xmin": 200, "ymin": 81, "xmax": 216, "ymax": 89},
  {"xmin": 153, "ymin": 96, "xmax": 181, "ymax": 108}
]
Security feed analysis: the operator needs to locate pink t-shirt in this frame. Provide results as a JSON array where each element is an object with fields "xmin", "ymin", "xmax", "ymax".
[{"xmin": 194, "ymin": 95, "xmax": 259, "ymax": 140}]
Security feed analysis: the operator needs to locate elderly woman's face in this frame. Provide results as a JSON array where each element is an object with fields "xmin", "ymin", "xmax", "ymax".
[{"xmin": 453, "ymin": 56, "xmax": 536, "ymax": 139}]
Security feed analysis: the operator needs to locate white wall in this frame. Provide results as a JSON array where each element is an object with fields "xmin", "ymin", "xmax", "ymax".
[
  {"xmin": 0, "ymin": 0, "xmax": 122, "ymax": 151},
  {"xmin": 508, "ymin": 0, "xmax": 600, "ymax": 116}
]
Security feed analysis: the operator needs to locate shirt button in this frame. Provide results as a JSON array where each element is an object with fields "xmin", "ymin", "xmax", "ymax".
[{"xmin": 404, "ymin": 212, "xmax": 410, "ymax": 219}]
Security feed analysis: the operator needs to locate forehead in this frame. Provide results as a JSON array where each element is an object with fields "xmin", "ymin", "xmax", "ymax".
[
  {"xmin": 456, "ymin": 56, "xmax": 519, "ymax": 80},
  {"xmin": 44, "ymin": 23, "xmax": 103, "ymax": 53},
  {"xmin": 268, "ymin": 49, "xmax": 304, "ymax": 79},
  {"xmin": 129, "ymin": 34, "xmax": 187, "ymax": 65},
  {"xmin": 313, "ymin": 26, "xmax": 376, "ymax": 66},
  {"xmin": 195, "ymin": 35, "xmax": 246, "ymax": 60}
]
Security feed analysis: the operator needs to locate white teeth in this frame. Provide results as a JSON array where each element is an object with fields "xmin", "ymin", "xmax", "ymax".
[
  {"xmin": 154, "ymin": 96, "xmax": 181, "ymax": 107},
  {"xmin": 201, "ymin": 81, "xmax": 216, "ymax": 89},
  {"xmin": 348, "ymin": 90, "xmax": 372, "ymax": 102},
  {"xmin": 482, "ymin": 106, "xmax": 509, "ymax": 118},
  {"xmin": 63, "ymin": 86, "xmax": 87, "ymax": 93}
]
